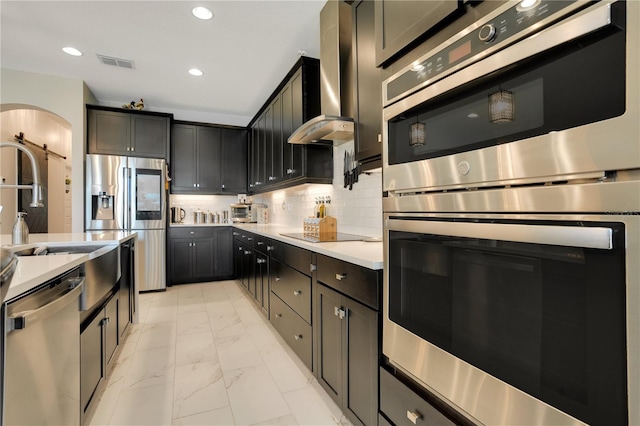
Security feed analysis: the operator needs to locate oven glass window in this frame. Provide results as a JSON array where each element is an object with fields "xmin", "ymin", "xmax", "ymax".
[
  {"xmin": 387, "ymin": 5, "xmax": 626, "ymax": 165},
  {"xmin": 388, "ymin": 220, "xmax": 627, "ymax": 425}
]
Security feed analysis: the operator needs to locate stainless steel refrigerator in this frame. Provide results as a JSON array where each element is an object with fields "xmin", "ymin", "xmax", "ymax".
[{"xmin": 85, "ymin": 154, "xmax": 166, "ymax": 291}]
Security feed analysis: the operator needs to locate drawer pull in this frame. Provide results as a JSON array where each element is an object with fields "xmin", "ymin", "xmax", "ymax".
[
  {"xmin": 244, "ymin": 250, "xmax": 251, "ymax": 255},
  {"xmin": 294, "ymin": 334, "xmax": 303, "ymax": 341},
  {"xmin": 275, "ymin": 313, "xmax": 282, "ymax": 318},
  {"xmin": 248, "ymin": 237, "xmax": 253, "ymax": 241},
  {"xmin": 335, "ymin": 273, "xmax": 347, "ymax": 281},
  {"xmin": 267, "ymin": 245, "xmax": 274, "ymax": 251},
  {"xmin": 190, "ymin": 231, "xmax": 195, "ymax": 235},
  {"xmin": 275, "ymin": 277, "xmax": 281, "ymax": 282},
  {"xmin": 407, "ymin": 410, "xmax": 422, "ymax": 425},
  {"xmin": 257, "ymin": 258, "xmax": 266, "ymax": 264},
  {"xmin": 334, "ymin": 306, "xmax": 346, "ymax": 320},
  {"xmin": 257, "ymin": 241, "xmax": 264, "ymax": 245},
  {"xmin": 233, "ymin": 232, "xmax": 239, "ymax": 236},
  {"xmin": 238, "ymin": 247, "xmax": 243, "ymax": 251},
  {"xmin": 293, "ymin": 290, "xmax": 302, "ymax": 296}
]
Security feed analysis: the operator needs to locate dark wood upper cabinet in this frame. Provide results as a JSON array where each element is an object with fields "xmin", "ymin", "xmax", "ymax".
[
  {"xmin": 375, "ymin": 0, "xmax": 464, "ymax": 68},
  {"xmin": 352, "ymin": 0, "xmax": 382, "ymax": 170},
  {"xmin": 171, "ymin": 122, "xmax": 247, "ymax": 194},
  {"xmin": 248, "ymin": 57, "xmax": 331, "ymax": 194},
  {"xmin": 87, "ymin": 105, "xmax": 171, "ymax": 158}
]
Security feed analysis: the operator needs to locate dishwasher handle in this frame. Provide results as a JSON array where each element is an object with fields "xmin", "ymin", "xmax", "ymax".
[{"xmin": 8, "ymin": 277, "xmax": 85, "ymax": 332}]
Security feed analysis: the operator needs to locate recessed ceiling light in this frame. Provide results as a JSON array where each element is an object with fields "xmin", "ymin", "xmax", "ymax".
[
  {"xmin": 189, "ymin": 68, "xmax": 204, "ymax": 76},
  {"xmin": 62, "ymin": 47, "xmax": 83, "ymax": 56},
  {"xmin": 192, "ymin": 6, "xmax": 213, "ymax": 20}
]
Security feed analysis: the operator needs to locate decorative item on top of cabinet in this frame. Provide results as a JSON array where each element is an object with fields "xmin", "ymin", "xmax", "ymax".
[
  {"xmin": 171, "ymin": 122, "xmax": 247, "ymax": 194},
  {"xmin": 352, "ymin": 0, "xmax": 382, "ymax": 170},
  {"xmin": 375, "ymin": 0, "xmax": 465, "ymax": 67},
  {"xmin": 248, "ymin": 56, "xmax": 332, "ymax": 194},
  {"xmin": 87, "ymin": 105, "xmax": 171, "ymax": 158}
]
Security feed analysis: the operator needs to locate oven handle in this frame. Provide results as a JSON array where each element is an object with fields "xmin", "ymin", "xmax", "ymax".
[
  {"xmin": 385, "ymin": 0, "xmax": 619, "ymax": 115},
  {"xmin": 386, "ymin": 219, "xmax": 613, "ymax": 250}
]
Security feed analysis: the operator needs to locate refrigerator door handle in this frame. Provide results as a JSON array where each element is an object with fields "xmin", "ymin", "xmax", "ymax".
[{"xmin": 124, "ymin": 166, "xmax": 131, "ymax": 231}]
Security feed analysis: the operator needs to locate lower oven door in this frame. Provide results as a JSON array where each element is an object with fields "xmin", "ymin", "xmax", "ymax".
[{"xmin": 383, "ymin": 213, "xmax": 638, "ymax": 426}]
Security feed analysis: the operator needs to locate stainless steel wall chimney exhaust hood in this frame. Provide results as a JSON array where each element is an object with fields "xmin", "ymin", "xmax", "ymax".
[{"xmin": 289, "ymin": 1, "xmax": 354, "ymax": 145}]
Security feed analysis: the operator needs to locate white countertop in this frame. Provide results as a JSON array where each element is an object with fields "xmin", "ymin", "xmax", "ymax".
[
  {"xmin": 2, "ymin": 231, "xmax": 137, "ymax": 302},
  {"xmin": 235, "ymin": 224, "xmax": 383, "ymax": 270},
  {"xmin": 170, "ymin": 223, "xmax": 383, "ymax": 269}
]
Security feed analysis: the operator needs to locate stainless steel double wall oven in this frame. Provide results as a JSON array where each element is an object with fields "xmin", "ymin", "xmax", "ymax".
[{"xmin": 382, "ymin": 1, "xmax": 639, "ymax": 425}]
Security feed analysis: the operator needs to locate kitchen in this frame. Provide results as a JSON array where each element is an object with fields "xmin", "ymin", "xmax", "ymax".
[{"xmin": 1, "ymin": 0, "xmax": 639, "ymax": 425}]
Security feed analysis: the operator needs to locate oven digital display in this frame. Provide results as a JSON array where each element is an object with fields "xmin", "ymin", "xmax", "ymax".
[{"xmin": 449, "ymin": 40, "xmax": 472, "ymax": 64}]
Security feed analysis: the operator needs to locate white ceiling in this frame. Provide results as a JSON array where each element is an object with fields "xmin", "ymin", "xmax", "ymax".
[{"xmin": 0, "ymin": 0, "xmax": 325, "ymax": 126}]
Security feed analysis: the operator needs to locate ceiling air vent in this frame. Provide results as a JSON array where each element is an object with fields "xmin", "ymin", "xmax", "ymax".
[{"xmin": 96, "ymin": 54, "xmax": 135, "ymax": 69}]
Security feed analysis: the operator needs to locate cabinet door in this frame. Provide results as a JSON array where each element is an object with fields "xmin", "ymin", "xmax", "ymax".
[
  {"xmin": 171, "ymin": 124, "xmax": 197, "ymax": 192},
  {"xmin": 270, "ymin": 96, "xmax": 284, "ymax": 184},
  {"xmin": 88, "ymin": 109, "xmax": 130, "ymax": 155},
  {"xmin": 289, "ymin": 69, "xmax": 305, "ymax": 180},
  {"xmin": 233, "ymin": 238, "xmax": 243, "ymax": 280},
  {"xmin": 264, "ymin": 103, "xmax": 275, "ymax": 185},
  {"xmin": 105, "ymin": 293, "xmax": 119, "ymax": 367},
  {"xmin": 131, "ymin": 114, "xmax": 168, "ymax": 158},
  {"xmin": 375, "ymin": 0, "xmax": 462, "ymax": 67},
  {"xmin": 255, "ymin": 253, "xmax": 268, "ymax": 308},
  {"xmin": 343, "ymin": 297, "xmax": 379, "ymax": 426},
  {"xmin": 316, "ymin": 284, "xmax": 344, "ymax": 406},
  {"xmin": 281, "ymin": 82, "xmax": 294, "ymax": 179},
  {"xmin": 353, "ymin": 0, "xmax": 382, "ymax": 170},
  {"xmin": 170, "ymin": 238, "xmax": 193, "ymax": 283},
  {"xmin": 241, "ymin": 245, "xmax": 254, "ymax": 291},
  {"xmin": 196, "ymin": 126, "xmax": 222, "ymax": 192},
  {"xmin": 81, "ymin": 312, "xmax": 104, "ymax": 415},
  {"xmin": 193, "ymin": 237, "xmax": 214, "ymax": 280},
  {"xmin": 259, "ymin": 256, "xmax": 270, "ymax": 315},
  {"xmin": 221, "ymin": 128, "xmax": 247, "ymax": 193},
  {"xmin": 213, "ymin": 227, "xmax": 234, "ymax": 278}
]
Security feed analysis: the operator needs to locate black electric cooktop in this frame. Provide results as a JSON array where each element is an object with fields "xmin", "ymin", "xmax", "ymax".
[{"xmin": 280, "ymin": 232, "xmax": 368, "ymax": 243}]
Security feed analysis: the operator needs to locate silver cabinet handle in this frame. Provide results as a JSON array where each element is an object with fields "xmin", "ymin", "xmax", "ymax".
[
  {"xmin": 407, "ymin": 410, "xmax": 422, "ymax": 425},
  {"xmin": 238, "ymin": 247, "xmax": 243, "ymax": 251},
  {"xmin": 9, "ymin": 279, "xmax": 85, "ymax": 331},
  {"xmin": 294, "ymin": 334, "xmax": 302, "ymax": 341},
  {"xmin": 247, "ymin": 237, "xmax": 253, "ymax": 241},
  {"xmin": 293, "ymin": 290, "xmax": 302, "ymax": 296},
  {"xmin": 190, "ymin": 231, "xmax": 195, "ymax": 234},
  {"xmin": 257, "ymin": 258, "xmax": 266, "ymax": 264},
  {"xmin": 233, "ymin": 232, "xmax": 239, "ymax": 236},
  {"xmin": 267, "ymin": 245, "xmax": 274, "ymax": 251},
  {"xmin": 275, "ymin": 277, "xmax": 281, "ymax": 282},
  {"xmin": 257, "ymin": 241, "xmax": 264, "ymax": 245},
  {"xmin": 334, "ymin": 307, "xmax": 346, "ymax": 320},
  {"xmin": 275, "ymin": 313, "xmax": 282, "ymax": 318},
  {"xmin": 244, "ymin": 250, "xmax": 251, "ymax": 255},
  {"xmin": 335, "ymin": 273, "xmax": 347, "ymax": 281}
]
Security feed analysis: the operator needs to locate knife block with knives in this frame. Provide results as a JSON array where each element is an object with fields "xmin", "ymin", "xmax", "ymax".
[{"xmin": 343, "ymin": 149, "xmax": 359, "ymax": 190}]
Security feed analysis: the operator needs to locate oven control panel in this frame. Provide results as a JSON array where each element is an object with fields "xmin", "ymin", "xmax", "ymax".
[{"xmin": 385, "ymin": 0, "xmax": 584, "ymax": 105}]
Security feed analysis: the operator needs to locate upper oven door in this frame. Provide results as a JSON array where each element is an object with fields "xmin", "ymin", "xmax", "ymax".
[{"xmin": 382, "ymin": 0, "xmax": 639, "ymax": 193}]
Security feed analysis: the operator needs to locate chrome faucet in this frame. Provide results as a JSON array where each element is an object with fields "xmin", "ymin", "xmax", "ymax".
[{"xmin": 0, "ymin": 141, "xmax": 45, "ymax": 207}]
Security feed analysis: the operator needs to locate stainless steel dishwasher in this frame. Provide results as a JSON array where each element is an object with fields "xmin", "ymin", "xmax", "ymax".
[{"xmin": 3, "ymin": 267, "xmax": 85, "ymax": 425}]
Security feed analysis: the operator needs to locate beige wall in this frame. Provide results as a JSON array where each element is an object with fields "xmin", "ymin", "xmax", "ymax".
[{"xmin": 1, "ymin": 68, "xmax": 98, "ymax": 232}]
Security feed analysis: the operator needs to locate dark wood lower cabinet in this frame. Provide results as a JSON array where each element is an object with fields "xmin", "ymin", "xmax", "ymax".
[
  {"xmin": 316, "ymin": 283, "xmax": 379, "ymax": 426},
  {"xmin": 169, "ymin": 227, "xmax": 234, "ymax": 284}
]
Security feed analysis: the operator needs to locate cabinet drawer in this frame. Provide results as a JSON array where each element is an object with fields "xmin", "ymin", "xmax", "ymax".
[
  {"xmin": 254, "ymin": 234, "xmax": 271, "ymax": 253},
  {"xmin": 170, "ymin": 227, "xmax": 213, "ymax": 239},
  {"xmin": 270, "ymin": 240, "xmax": 312, "ymax": 276},
  {"xmin": 271, "ymin": 259, "xmax": 311, "ymax": 323},
  {"xmin": 380, "ymin": 368, "xmax": 456, "ymax": 426},
  {"xmin": 270, "ymin": 294, "xmax": 312, "ymax": 370},
  {"xmin": 316, "ymin": 254, "xmax": 381, "ymax": 310}
]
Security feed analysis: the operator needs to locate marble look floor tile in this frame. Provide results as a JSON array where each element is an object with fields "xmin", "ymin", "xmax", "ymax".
[
  {"xmin": 176, "ymin": 331, "xmax": 218, "ymax": 367},
  {"xmin": 224, "ymin": 364, "xmax": 291, "ymax": 425},
  {"xmin": 246, "ymin": 322, "xmax": 283, "ymax": 353},
  {"xmin": 177, "ymin": 295, "xmax": 206, "ymax": 315},
  {"xmin": 137, "ymin": 322, "xmax": 177, "ymax": 350},
  {"xmin": 235, "ymin": 304, "xmax": 265, "ymax": 328},
  {"xmin": 145, "ymin": 305, "xmax": 179, "ymax": 324},
  {"xmin": 216, "ymin": 333, "xmax": 263, "ymax": 371},
  {"xmin": 251, "ymin": 414, "xmax": 299, "ymax": 426},
  {"xmin": 123, "ymin": 345, "xmax": 175, "ymax": 391},
  {"xmin": 173, "ymin": 360, "xmax": 229, "ymax": 419},
  {"xmin": 150, "ymin": 291, "xmax": 180, "ymax": 307},
  {"xmin": 209, "ymin": 312, "xmax": 245, "ymax": 339},
  {"xmin": 202, "ymin": 286, "xmax": 231, "ymax": 303},
  {"xmin": 87, "ymin": 375, "xmax": 124, "ymax": 426},
  {"xmin": 109, "ymin": 381, "xmax": 174, "ymax": 426},
  {"xmin": 172, "ymin": 406, "xmax": 235, "ymax": 426},
  {"xmin": 177, "ymin": 311, "xmax": 212, "ymax": 336},
  {"xmin": 260, "ymin": 347, "xmax": 313, "ymax": 393},
  {"xmin": 205, "ymin": 300, "xmax": 237, "ymax": 317},
  {"xmin": 283, "ymin": 386, "xmax": 344, "ymax": 426}
]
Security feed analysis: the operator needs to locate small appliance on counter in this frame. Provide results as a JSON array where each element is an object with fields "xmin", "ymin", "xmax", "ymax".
[
  {"xmin": 230, "ymin": 203, "xmax": 251, "ymax": 223},
  {"xmin": 170, "ymin": 207, "xmax": 186, "ymax": 224}
]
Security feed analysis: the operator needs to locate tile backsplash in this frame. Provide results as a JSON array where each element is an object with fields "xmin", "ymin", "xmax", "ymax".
[{"xmin": 171, "ymin": 142, "xmax": 383, "ymax": 237}]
